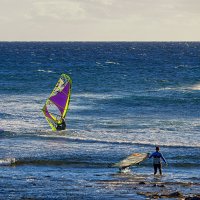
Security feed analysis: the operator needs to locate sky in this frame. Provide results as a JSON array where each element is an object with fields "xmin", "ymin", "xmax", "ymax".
[{"xmin": 0, "ymin": 0, "xmax": 200, "ymax": 41}]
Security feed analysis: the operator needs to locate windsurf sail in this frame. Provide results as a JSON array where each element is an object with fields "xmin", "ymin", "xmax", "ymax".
[{"xmin": 42, "ymin": 74, "xmax": 72, "ymax": 131}]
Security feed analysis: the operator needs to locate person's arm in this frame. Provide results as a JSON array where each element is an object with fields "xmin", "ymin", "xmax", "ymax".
[
  {"xmin": 160, "ymin": 153, "xmax": 167, "ymax": 163},
  {"xmin": 149, "ymin": 152, "xmax": 154, "ymax": 159}
]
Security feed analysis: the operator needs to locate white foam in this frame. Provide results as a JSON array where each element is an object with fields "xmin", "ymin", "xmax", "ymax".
[
  {"xmin": 189, "ymin": 83, "xmax": 200, "ymax": 90},
  {"xmin": 105, "ymin": 61, "xmax": 120, "ymax": 65},
  {"xmin": 37, "ymin": 69, "xmax": 54, "ymax": 73},
  {"xmin": 159, "ymin": 83, "xmax": 200, "ymax": 91},
  {"xmin": 40, "ymin": 125, "xmax": 200, "ymax": 148},
  {"xmin": 69, "ymin": 104, "xmax": 93, "ymax": 111},
  {"xmin": 0, "ymin": 94, "xmax": 47, "ymax": 132},
  {"xmin": 0, "ymin": 158, "xmax": 16, "ymax": 166},
  {"xmin": 72, "ymin": 92, "xmax": 128, "ymax": 100}
]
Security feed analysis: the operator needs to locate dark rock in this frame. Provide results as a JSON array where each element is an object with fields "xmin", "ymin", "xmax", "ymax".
[
  {"xmin": 137, "ymin": 191, "xmax": 158, "ymax": 198},
  {"xmin": 185, "ymin": 196, "xmax": 200, "ymax": 200},
  {"xmin": 137, "ymin": 191, "xmax": 148, "ymax": 196},
  {"xmin": 137, "ymin": 191, "xmax": 185, "ymax": 199},
  {"xmin": 139, "ymin": 181, "xmax": 146, "ymax": 185},
  {"xmin": 169, "ymin": 191, "xmax": 183, "ymax": 197},
  {"xmin": 152, "ymin": 194, "xmax": 160, "ymax": 199},
  {"xmin": 159, "ymin": 184, "xmax": 165, "ymax": 187},
  {"xmin": 161, "ymin": 191, "xmax": 183, "ymax": 198}
]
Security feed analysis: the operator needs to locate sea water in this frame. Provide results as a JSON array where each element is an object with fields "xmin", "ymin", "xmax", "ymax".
[{"xmin": 0, "ymin": 42, "xmax": 200, "ymax": 199}]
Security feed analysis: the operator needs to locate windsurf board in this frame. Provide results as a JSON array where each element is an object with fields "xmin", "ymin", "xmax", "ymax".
[{"xmin": 112, "ymin": 152, "xmax": 149, "ymax": 169}]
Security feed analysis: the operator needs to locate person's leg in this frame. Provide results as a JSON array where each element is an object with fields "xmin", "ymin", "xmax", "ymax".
[
  {"xmin": 153, "ymin": 164, "xmax": 157, "ymax": 175},
  {"xmin": 158, "ymin": 164, "xmax": 162, "ymax": 175}
]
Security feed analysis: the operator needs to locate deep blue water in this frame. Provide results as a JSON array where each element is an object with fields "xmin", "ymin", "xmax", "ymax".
[{"xmin": 0, "ymin": 42, "xmax": 200, "ymax": 199}]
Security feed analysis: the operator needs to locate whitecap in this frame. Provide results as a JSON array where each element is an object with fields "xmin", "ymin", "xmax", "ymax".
[
  {"xmin": 105, "ymin": 61, "xmax": 120, "ymax": 65},
  {"xmin": 189, "ymin": 83, "xmax": 200, "ymax": 90},
  {"xmin": 0, "ymin": 158, "xmax": 16, "ymax": 166},
  {"xmin": 37, "ymin": 69, "xmax": 54, "ymax": 73}
]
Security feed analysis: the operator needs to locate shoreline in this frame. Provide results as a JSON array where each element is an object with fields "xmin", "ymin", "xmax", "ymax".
[{"xmin": 97, "ymin": 172, "xmax": 200, "ymax": 199}]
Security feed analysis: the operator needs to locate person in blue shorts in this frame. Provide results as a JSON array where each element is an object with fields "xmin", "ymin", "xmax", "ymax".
[{"xmin": 149, "ymin": 146, "xmax": 167, "ymax": 175}]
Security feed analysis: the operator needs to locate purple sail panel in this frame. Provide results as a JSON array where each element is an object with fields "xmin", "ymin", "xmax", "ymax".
[
  {"xmin": 49, "ymin": 83, "xmax": 70, "ymax": 114},
  {"xmin": 62, "ymin": 82, "xmax": 70, "ymax": 95}
]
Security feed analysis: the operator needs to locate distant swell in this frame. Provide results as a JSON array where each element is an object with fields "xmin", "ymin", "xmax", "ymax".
[{"xmin": 39, "ymin": 134, "xmax": 200, "ymax": 148}]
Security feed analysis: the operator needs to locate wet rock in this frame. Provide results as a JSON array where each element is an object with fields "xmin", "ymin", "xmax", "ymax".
[
  {"xmin": 181, "ymin": 182, "xmax": 193, "ymax": 187},
  {"xmin": 159, "ymin": 184, "xmax": 165, "ymax": 187},
  {"xmin": 152, "ymin": 184, "xmax": 165, "ymax": 187},
  {"xmin": 185, "ymin": 196, "xmax": 200, "ymax": 200},
  {"xmin": 169, "ymin": 191, "xmax": 183, "ymax": 198},
  {"xmin": 137, "ymin": 191, "xmax": 158, "ymax": 198},
  {"xmin": 139, "ymin": 181, "xmax": 146, "ymax": 185},
  {"xmin": 161, "ymin": 191, "xmax": 183, "ymax": 198}
]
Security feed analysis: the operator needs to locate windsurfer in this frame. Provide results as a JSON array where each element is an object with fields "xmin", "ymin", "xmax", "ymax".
[
  {"xmin": 42, "ymin": 74, "xmax": 72, "ymax": 131},
  {"xmin": 149, "ymin": 146, "xmax": 167, "ymax": 175},
  {"xmin": 56, "ymin": 118, "xmax": 66, "ymax": 131}
]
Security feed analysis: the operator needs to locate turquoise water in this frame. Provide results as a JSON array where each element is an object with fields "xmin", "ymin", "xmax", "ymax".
[{"xmin": 0, "ymin": 42, "xmax": 200, "ymax": 199}]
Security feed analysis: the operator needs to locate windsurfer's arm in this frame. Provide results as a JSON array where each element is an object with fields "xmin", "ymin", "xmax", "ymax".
[
  {"xmin": 149, "ymin": 152, "xmax": 154, "ymax": 159},
  {"xmin": 160, "ymin": 153, "xmax": 167, "ymax": 164}
]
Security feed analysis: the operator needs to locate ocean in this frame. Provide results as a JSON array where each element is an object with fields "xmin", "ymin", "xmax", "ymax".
[{"xmin": 0, "ymin": 42, "xmax": 200, "ymax": 199}]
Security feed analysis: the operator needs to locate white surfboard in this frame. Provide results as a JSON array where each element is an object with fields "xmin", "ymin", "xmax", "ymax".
[{"xmin": 113, "ymin": 153, "xmax": 149, "ymax": 169}]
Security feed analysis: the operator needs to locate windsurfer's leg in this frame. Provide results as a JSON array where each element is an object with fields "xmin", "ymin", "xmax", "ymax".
[
  {"xmin": 60, "ymin": 121, "xmax": 66, "ymax": 130},
  {"xmin": 158, "ymin": 164, "xmax": 162, "ymax": 175},
  {"xmin": 56, "ymin": 124, "xmax": 62, "ymax": 130},
  {"xmin": 153, "ymin": 164, "xmax": 157, "ymax": 175}
]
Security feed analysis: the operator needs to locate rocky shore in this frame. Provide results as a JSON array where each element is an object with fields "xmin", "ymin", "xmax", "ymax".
[{"xmin": 97, "ymin": 173, "xmax": 200, "ymax": 199}]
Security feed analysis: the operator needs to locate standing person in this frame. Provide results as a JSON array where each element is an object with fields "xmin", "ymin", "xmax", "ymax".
[{"xmin": 149, "ymin": 146, "xmax": 167, "ymax": 175}]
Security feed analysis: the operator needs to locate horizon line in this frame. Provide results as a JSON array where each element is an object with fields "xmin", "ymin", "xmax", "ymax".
[{"xmin": 0, "ymin": 40, "xmax": 200, "ymax": 43}]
